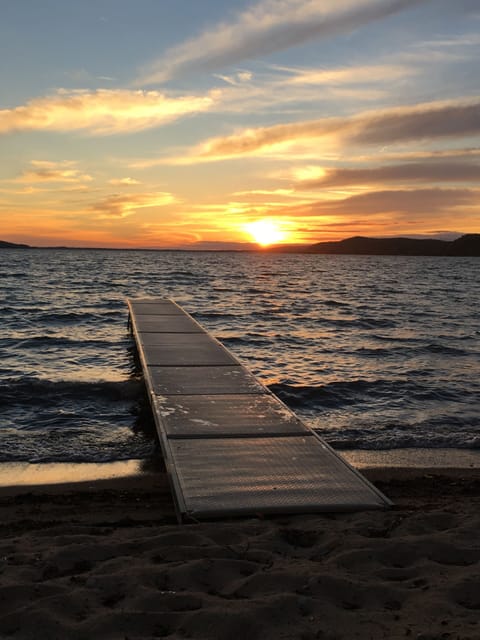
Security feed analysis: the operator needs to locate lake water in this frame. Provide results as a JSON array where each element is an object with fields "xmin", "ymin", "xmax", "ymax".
[{"xmin": 1, "ymin": 249, "xmax": 479, "ymax": 462}]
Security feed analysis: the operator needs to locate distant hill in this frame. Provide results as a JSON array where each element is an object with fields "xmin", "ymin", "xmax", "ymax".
[
  {"xmin": 1, "ymin": 235, "xmax": 479, "ymax": 255},
  {"xmin": 302, "ymin": 234, "xmax": 480, "ymax": 256},
  {"xmin": 0, "ymin": 240, "xmax": 30, "ymax": 249}
]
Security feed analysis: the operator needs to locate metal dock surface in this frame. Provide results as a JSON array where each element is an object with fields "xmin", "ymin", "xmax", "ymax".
[{"xmin": 128, "ymin": 298, "xmax": 391, "ymax": 520}]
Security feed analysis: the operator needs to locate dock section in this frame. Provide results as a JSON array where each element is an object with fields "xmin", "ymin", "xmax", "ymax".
[{"xmin": 128, "ymin": 298, "xmax": 391, "ymax": 519}]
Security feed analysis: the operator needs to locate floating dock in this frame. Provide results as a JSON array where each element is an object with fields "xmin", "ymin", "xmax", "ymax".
[{"xmin": 128, "ymin": 298, "xmax": 391, "ymax": 520}]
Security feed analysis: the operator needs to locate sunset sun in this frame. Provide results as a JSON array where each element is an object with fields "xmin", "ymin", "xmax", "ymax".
[{"xmin": 244, "ymin": 219, "xmax": 287, "ymax": 246}]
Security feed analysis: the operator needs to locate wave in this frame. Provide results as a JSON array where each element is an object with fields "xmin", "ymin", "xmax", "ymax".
[
  {"xmin": 0, "ymin": 375, "xmax": 154, "ymax": 463},
  {"xmin": 1, "ymin": 336, "xmax": 122, "ymax": 349},
  {"xmin": 323, "ymin": 299, "xmax": 351, "ymax": 307},
  {"xmin": 35, "ymin": 309, "xmax": 125, "ymax": 323},
  {"xmin": 268, "ymin": 379, "xmax": 469, "ymax": 409},
  {"xmin": 424, "ymin": 343, "xmax": 471, "ymax": 356},
  {"xmin": 167, "ymin": 270, "xmax": 203, "ymax": 277},
  {"xmin": 314, "ymin": 317, "xmax": 398, "ymax": 329},
  {"xmin": 353, "ymin": 344, "xmax": 470, "ymax": 358},
  {"xmin": 316, "ymin": 425, "xmax": 480, "ymax": 451},
  {"xmin": 193, "ymin": 311, "xmax": 239, "ymax": 321},
  {"xmin": 0, "ymin": 428, "xmax": 156, "ymax": 463},
  {"xmin": 0, "ymin": 376, "xmax": 143, "ymax": 407},
  {"xmin": 35, "ymin": 311, "xmax": 97, "ymax": 322}
]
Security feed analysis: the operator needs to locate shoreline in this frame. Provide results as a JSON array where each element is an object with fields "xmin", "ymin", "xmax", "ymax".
[
  {"xmin": 0, "ymin": 448, "xmax": 479, "ymax": 496},
  {"xmin": 342, "ymin": 447, "xmax": 480, "ymax": 469}
]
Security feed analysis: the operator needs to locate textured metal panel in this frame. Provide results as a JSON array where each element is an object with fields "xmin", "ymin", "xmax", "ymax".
[
  {"xmin": 153, "ymin": 394, "xmax": 309, "ymax": 438},
  {"xmin": 129, "ymin": 301, "xmax": 184, "ymax": 315},
  {"xmin": 148, "ymin": 365, "xmax": 265, "ymax": 395},
  {"xmin": 143, "ymin": 339, "xmax": 236, "ymax": 366},
  {"xmin": 139, "ymin": 332, "xmax": 226, "ymax": 348},
  {"xmin": 133, "ymin": 315, "xmax": 205, "ymax": 333},
  {"xmin": 169, "ymin": 437, "xmax": 389, "ymax": 516}
]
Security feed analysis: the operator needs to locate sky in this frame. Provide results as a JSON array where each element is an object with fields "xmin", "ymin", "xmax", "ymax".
[{"xmin": 0, "ymin": 0, "xmax": 479, "ymax": 248}]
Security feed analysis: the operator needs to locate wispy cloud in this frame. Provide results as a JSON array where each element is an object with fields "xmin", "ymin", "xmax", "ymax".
[
  {"xmin": 0, "ymin": 186, "xmax": 48, "ymax": 196},
  {"xmin": 173, "ymin": 118, "xmax": 345, "ymax": 163},
  {"xmin": 342, "ymin": 147, "xmax": 480, "ymax": 163},
  {"xmin": 108, "ymin": 177, "xmax": 142, "ymax": 186},
  {"xmin": 412, "ymin": 32, "xmax": 480, "ymax": 50},
  {"xmin": 213, "ymin": 70, "xmax": 253, "ymax": 86},
  {"xmin": 138, "ymin": 0, "xmax": 428, "ymax": 84},
  {"xmin": 91, "ymin": 192, "xmax": 176, "ymax": 218},
  {"xmin": 296, "ymin": 160, "xmax": 480, "ymax": 188},
  {"xmin": 281, "ymin": 63, "xmax": 413, "ymax": 86},
  {"xmin": 63, "ymin": 69, "xmax": 117, "ymax": 84},
  {"xmin": 179, "ymin": 97, "xmax": 480, "ymax": 162},
  {"xmin": 353, "ymin": 99, "xmax": 480, "ymax": 145},
  {"xmin": 15, "ymin": 160, "xmax": 93, "ymax": 183},
  {"xmin": 291, "ymin": 188, "xmax": 477, "ymax": 221},
  {"xmin": 0, "ymin": 89, "xmax": 216, "ymax": 136},
  {"xmin": 209, "ymin": 61, "xmax": 414, "ymax": 114}
]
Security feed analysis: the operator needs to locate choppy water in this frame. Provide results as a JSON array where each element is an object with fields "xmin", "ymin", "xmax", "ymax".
[{"xmin": 1, "ymin": 248, "xmax": 479, "ymax": 462}]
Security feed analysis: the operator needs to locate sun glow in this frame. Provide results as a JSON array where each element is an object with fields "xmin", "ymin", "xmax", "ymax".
[{"xmin": 244, "ymin": 219, "xmax": 287, "ymax": 246}]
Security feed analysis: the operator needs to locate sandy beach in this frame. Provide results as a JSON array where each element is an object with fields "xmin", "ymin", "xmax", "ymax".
[{"xmin": 1, "ymin": 461, "xmax": 479, "ymax": 640}]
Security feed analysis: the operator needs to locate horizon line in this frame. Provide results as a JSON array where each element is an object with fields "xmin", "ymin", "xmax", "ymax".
[{"xmin": 1, "ymin": 232, "xmax": 475, "ymax": 252}]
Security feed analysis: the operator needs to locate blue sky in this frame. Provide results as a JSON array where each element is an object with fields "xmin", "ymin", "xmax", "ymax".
[{"xmin": 0, "ymin": 0, "xmax": 479, "ymax": 247}]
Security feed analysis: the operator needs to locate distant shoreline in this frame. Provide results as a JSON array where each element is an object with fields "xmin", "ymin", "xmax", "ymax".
[{"xmin": 1, "ymin": 233, "xmax": 479, "ymax": 256}]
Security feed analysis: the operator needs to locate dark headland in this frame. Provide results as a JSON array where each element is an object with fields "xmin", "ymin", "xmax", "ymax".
[
  {"xmin": 0, "ymin": 240, "xmax": 30, "ymax": 249},
  {"xmin": 269, "ymin": 233, "xmax": 480, "ymax": 256},
  {"xmin": 1, "ymin": 234, "xmax": 479, "ymax": 255}
]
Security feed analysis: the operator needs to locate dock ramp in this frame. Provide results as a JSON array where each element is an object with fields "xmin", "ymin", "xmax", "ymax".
[{"xmin": 128, "ymin": 298, "xmax": 391, "ymax": 520}]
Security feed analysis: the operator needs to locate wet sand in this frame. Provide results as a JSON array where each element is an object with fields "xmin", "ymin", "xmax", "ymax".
[{"xmin": 1, "ymin": 454, "xmax": 479, "ymax": 640}]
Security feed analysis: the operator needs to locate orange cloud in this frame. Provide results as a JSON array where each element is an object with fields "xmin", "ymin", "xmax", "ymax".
[
  {"xmin": 296, "ymin": 161, "xmax": 480, "ymax": 188},
  {"xmin": 108, "ymin": 177, "xmax": 141, "ymax": 186},
  {"xmin": 0, "ymin": 89, "xmax": 216, "ymax": 136},
  {"xmin": 91, "ymin": 192, "xmax": 177, "ymax": 218},
  {"xmin": 353, "ymin": 100, "xmax": 480, "ymax": 145},
  {"xmin": 16, "ymin": 160, "xmax": 93, "ymax": 183},
  {"xmin": 287, "ymin": 188, "xmax": 478, "ymax": 222},
  {"xmin": 189, "ymin": 119, "xmax": 344, "ymax": 160},
  {"xmin": 339, "ymin": 147, "xmax": 480, "ymax": 164},
  {"xmin": 180, "ymin": 98, "xmax": 480, "ymax": 162}
]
